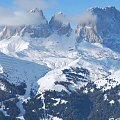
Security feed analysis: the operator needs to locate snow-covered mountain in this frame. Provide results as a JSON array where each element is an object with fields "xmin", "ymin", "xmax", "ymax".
[
  {"xmin": 0, "ymin": 8, "xmax": 51, "ymax": 40},
  {"xmin": 49, "ymin": 12, "xmax": 72, "ymax": 36},
  {"xmin": 0, "ymin": 7, "xmax": 120, "ymax": 120},
  {"xmin": 76, "ymin": 6, "xmax": 120, "ymax": 52},
  {"xmin": 0, "ymin": 52, "xmax": 50, "ymax": 96}
]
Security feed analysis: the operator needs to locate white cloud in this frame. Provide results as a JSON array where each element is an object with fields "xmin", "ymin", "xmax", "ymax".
[
  {"xmin": 71, "ymin": 11, "xmax": 97, "ymax": 25},
  {"xmin": 53, "ymin": 11, "xmax": 96, "ymax": 27},
  {"xmin": 0, "ymin": 1, "xmax": 96, "ymax": 26},
  {"xmin": 54, "ymin": 12, "xmax": 69, "ymax": 25},
  {"xmin": 0, "ymin": 0, "xmax": 56, "ymax": 25},
  {"xmin": 14, "ymin": 0, "xmax": 55, "ymax": 10},
  {"xmin": 0, "ymin": 9, "xmax": 46, "ymax": 25}
]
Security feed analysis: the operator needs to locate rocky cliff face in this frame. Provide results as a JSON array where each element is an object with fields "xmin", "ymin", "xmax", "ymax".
[
  {"xmin": 0, "ymin": 9, "xmax": 72, "ymax": 40},
  {"xmin": 76, "ymin": 6, "xmax": 120, "ymax": 52},
  {"xmin": 49, "ymin": 12, "xmax": 72, "ymax": 36},
  {"xmin": 0, "ymin": 8, "xmax": 51, "ymax": 39},
  {"xmin": 0, "ymin": 26, "xmax": 24, "ymax": 40},
  {"xmin": 22, "ymin": 8, "xmax": 51, "ymax": 38}
]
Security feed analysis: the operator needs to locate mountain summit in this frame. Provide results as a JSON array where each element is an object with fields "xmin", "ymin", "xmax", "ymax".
[
  {"xmin": 49, "ymin": 12, "xmax": 72, "ymax": 36},
  {"xmin": 77, "ymin": 6, "xmax": 120, "ymax": 52},
  {"xmin": 29, "ymin": 8, "xmax": 43, "ymax": 14},
  {"xmin": 28, "ymin": 8, "xmax": 47, "ymax": 21}
]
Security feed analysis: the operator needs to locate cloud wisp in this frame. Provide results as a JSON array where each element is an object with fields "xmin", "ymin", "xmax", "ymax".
[
  {"xmin": 0, "ymin": 0, "xmax": 56, "ymax": 26},
  {"xmin": 0, "ymin": 0, "xmax": 96, "ymax": 26},
  {"xmin": 72, "ymin": 11, "xmax": 97, "ymax": 26},
  {"xmin": 14, "ymin": 0, "xmax": 56, "ymax": 10},
  {"xmin": 54, "ymin": 11, "xmax": 96, "ymax": 26}
]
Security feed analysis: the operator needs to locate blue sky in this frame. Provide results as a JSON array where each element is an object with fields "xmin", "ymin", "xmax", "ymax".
[
  {"xmin": 1, "ymin": 0, "xmax": 120, "ymax": 20},
  {"xmin": 46, "ymin": 0, "xmax": 120, "ymax": 19},
  {"xmin": 52, "ymin": 0, "xmax": 120, "ymax": 15}
]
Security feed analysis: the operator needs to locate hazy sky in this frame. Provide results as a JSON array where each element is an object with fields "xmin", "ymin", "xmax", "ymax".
[
  {"xmin": 1, "ymin": 0, "xmax": 120, "ymax": 20},
  {"xmin": 0, "ymin": 0, "xmax": 120, "ymax": 26}
]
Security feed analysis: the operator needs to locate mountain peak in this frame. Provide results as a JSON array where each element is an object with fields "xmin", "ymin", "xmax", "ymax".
[
  {"xmin": 77, "ymin": 6, "xmax": 120, "ymax": 52},
  {"xmin": 49, "ymin": 12, "xmax": 72, "ymax": 36},
  {"xmin": 53, "ymin": 12, "xmax": 68, "ymax": 24},
  {"xmin": 55, "ymin": 11, "xmax": 63, "ymax": 16},
  {"xmin": 89, "ymin": 6, "xmax": 118, "ymax": 14},
  {"xmin": 28, "ymin": 8, "xmax": 45, "ymax": 18},
  {"xmin": 104, "ymin": 6, "xmax": 116, "ymax": 10},
  {"xmin": 29, "ymin": 8, "xmax": 42, "ymax": 13},
  {"xmin": 53, "ymin": 11, "xmax": 66, "ymax": 21}
]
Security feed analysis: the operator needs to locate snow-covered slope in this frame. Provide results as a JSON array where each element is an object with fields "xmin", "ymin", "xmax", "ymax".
[
  {"xmin": 0, "ymin": 36, "xmax": 29, "ymax": 54},
  {"xmin": 37, "ymin": 41, "xmax": 120, "ymax": 93},
  {"xmin": 0, "ymin": 32, "xmax": 77, "ymax": 70},
  {"xmin": 0, "ymin": 52, "xmax": 50, "ymax": 98}
]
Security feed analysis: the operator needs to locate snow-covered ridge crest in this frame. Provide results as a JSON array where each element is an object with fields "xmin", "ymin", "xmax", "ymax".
[{"xmin": 0, "ymin": 36, "xmax": 29, "ymax": 54}]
